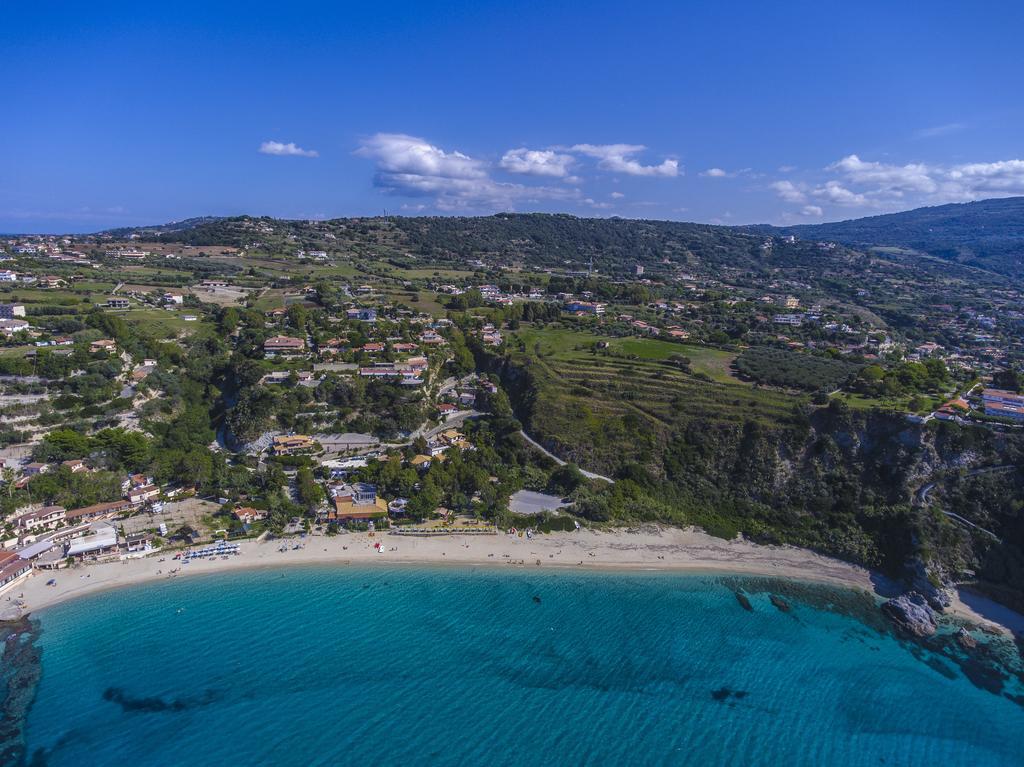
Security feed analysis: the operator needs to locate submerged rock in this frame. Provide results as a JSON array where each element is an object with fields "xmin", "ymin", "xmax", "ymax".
[
  {"xmin": 769, "ymin": 595, "xmax": 791, "ymax": 613},
  {"xmin": 734, "ymin": 591, "xmax": 753, "ymax": 612},
  {"xmin": 882, "ymin": 592, "xmax": 937, "ymax": 638}
]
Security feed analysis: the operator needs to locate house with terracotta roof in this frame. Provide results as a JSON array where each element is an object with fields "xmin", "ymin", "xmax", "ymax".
[
  {"xmin": 65, "ymin": 499, "xmax": 133, "ymax": 523},
  {"xmin": 233, "ymin": 507, "xmax": 267, "ymax": 524},
  {"xmin": 272, "ymin": 434, "xmax": 316, "ymax": 455},
  {"xmin": 0, "ymin": 553, "xmax": 32, "ymax": 596},
  {"xmin": 319, "ymin": 482, "xmax": 388, "ymax": 524},
  {"xmin": 128, "ymin": 484, "xmax": 160, "ymax": 505},
  {"xmin": 263, "ymin": 336, "xmax": 306, "ymax": 358},
  {"xmin": 14, "ymin": 505, "xmax": 66, "ymax": 532}
]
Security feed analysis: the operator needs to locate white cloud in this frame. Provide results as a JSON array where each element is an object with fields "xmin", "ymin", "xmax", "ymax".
[
  {"xmin": 826, "ymin": 154, "xmax": 1024, "ymax": 205},
  {"xmin": 570, "ymin": 144, "xmax": 679, "ymax": 177},
  {"xmin": 259, "ymin": 141, "xmax": 319, "ymax": 158},
  {"xmin": 356, "ymin": 133, "xmax": 485, "ymax": 179},
  {"xmin": 770, "ymin": 180, "xmax": 807, "ymax": 203},
  {"xmin": 700, "ymin": 167, "xmax": 750, "ymax": 179},
  {"xmin": 915, "ymin": 122, "xmax": 965, "ymax": 139},
  {"xmin": 610, "ymin": 191, "xmax": 625, "ymax": 199},
  {"xmin": 812, "ymin": 180, "xmax": 870, "ymax": 206},
  {"xmin": 355, "ymin": 132, "xmax": 578, "ymax": 210},
  {"xmin": 499, "ymin": 148, "xmax": 575, "ymax": 178},
  {"xmin": 800, "ymin": 205, "xmax": 823, "ymax": 217},
  {"xmin": 828, "ymin": 154, "xmax": 936, "ymax": 196},
  {"xmin": 945, "ymin": 159, "xmax": 1024, "ymax": 195},
  {"xmin": 770, "ymin": 153, "xmax": 1024, "ymax": 215}
]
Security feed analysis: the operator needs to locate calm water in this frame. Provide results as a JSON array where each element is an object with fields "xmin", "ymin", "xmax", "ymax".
[{"xmin": 14, "ymin": 567, "xmax": 1024, "ymax": 766}]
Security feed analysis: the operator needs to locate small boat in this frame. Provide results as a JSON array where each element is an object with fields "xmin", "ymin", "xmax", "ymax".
[{"xmin": 46, "ymin": 579, "xmax": 57, "ymax": 587}]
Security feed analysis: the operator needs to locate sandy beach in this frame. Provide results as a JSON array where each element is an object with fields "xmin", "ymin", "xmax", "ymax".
[{"xmin": 9, "ymin": 526, "xmax": 1021, "ymax": 634}]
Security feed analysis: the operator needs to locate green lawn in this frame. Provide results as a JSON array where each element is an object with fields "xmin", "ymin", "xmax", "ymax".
[
  {"xmin": 377, "ymin": 288, "xmax": 448, "ymax": 315},
  {"xmin": 120, "ymin": 309, "xmax": 214, "ymax": 339},
  {"xmin": 511, "ymin": 326, "xmax": 742, "ymax": 385}
]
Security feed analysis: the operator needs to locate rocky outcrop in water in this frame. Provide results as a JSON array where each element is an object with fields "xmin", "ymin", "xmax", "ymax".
[
  {"xmin": 882, "ymin": 592, "xmax": 937, "ymax": 638},
  {"xmin": 957, "ymin": 627, "xmax": 978, "ymax": 650},
  {"xmin": 908, "ymin": 558, "xmax": 953, "ymax": 613}
]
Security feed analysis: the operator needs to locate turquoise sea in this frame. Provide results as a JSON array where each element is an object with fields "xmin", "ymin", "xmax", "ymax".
[{"xmin": 7, "ymin": 567, "xmax": 1024, "ymax": 766}]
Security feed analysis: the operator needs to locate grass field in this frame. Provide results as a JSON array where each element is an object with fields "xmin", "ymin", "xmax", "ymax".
[
  {"xmin": 831, "ymin": 391, "xmax": 939, "ymax": 413},
  {"xmin": 120, "ymin": 309, "xmax": 214, "ymax": 339},
  {"xmin": 377, "ymin": 288, "xmax": 448, "ymax": 315},
  {"xmin": 505, "ymin": 325, "xmax": 796, "ymax": 474},
  {"xmin": 511, "ymin": 326, "xmax": 742, "ymax": 384}
]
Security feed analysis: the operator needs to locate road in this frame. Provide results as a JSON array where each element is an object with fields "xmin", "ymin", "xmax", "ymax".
[
  {"xmin": 915, "ymin": 464, "xmax": 1016, "ymax": 542},
  {"xmin": 517, "ymin": 430, "xmax": 614, "ymax": 483}
]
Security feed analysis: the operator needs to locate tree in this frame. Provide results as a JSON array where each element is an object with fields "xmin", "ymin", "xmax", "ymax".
[{"xmin": 296, "ymin": 467, "xmax": 324, "ymax": 511}]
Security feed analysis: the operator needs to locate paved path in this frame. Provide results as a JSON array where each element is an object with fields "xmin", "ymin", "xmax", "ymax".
[
  {"xmin": 518, "ymin": 430, "xmax": 614, "ymax": 483},
  {"xmin": 915, "ymin": 464, "xmax": 1016, "ymax": 542}
]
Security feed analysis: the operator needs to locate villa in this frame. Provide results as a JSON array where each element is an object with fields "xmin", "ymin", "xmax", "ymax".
[
  {"xmin": 272, "ymin": 434, "xmax": 316, "ymax": 455},
  {"xmin": 263, "ymin": 336, "xmax": 306, "ymax": 358},
  {"xmin": 320, "ymin": 482, "xmax": 388, "ymax": 524},
  {"xmin": 234, "ymin": 507, "xmax": 267, "ymax": 524}
]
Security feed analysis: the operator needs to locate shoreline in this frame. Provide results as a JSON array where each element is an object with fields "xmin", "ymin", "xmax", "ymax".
[{"xmin": 8, "ymin": 526, "xmax": 1023, "ymax": 634}]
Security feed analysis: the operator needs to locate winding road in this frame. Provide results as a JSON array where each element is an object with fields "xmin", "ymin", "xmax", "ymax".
[
  {"xmin": 517, "ymin": 430, "xmax": 614, "ymax": 483},
  {"xmin": 915, "ymin": 464, "xmax": 1017, "ymax": 542}
]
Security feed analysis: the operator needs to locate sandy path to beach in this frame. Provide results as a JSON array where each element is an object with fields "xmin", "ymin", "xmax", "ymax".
[{"xmin": 10, "ymin": 526, "xmax": 1019, "ymax": 634}]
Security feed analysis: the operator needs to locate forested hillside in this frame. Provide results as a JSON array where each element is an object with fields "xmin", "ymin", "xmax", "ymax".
[{"xmin": 776, "ymin": 197, "xmax": 1024, "ymax": 278}]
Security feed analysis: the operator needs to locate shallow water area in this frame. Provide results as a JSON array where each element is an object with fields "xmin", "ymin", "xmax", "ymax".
[{"xmin": 12, "ymin": 568, "xmax": 1024, "ymax": 766}]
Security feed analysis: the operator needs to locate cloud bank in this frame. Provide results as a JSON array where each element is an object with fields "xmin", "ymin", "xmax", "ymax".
[
  {"xmin": 770, "ymin": 154, "xmax": 1024, "ymax": 215},
  {"xmin": 355, "ymin": 133, "xmax": 682, "ymax": 210},
  {"xmin": 355, "ymin": 133, "xmax": 577, "ymax": 210},
  {"xmin": 570, "ymin": 143, "xmax": 679, "ymax": 177}
]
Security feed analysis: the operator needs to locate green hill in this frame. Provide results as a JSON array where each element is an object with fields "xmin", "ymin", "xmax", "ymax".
[{"xmin": 777, "ymin": 197, "xmax": 1024, "ymax": 277}]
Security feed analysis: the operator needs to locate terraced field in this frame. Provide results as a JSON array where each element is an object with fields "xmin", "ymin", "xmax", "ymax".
[{"xmin": 508, "ymin": 328, "xmax": 803, "ymax": 475}]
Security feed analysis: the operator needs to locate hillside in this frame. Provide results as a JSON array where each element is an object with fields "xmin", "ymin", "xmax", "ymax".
[
  {"xmin": 776, "ymin": 197, "xmax": 1024, "ymax": 278},
  {"xmin": 97, "ymin": 202, "xmax": 1024, "ymax": 281},
  {"xmin": 100, "ymin": 212, "xmax": 868, "ymax": 278}
]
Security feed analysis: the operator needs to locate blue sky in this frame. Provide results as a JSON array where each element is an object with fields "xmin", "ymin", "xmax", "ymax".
[{"xmin": 3, "ymin": 0, "xmax": 1023, "ymax": 232}]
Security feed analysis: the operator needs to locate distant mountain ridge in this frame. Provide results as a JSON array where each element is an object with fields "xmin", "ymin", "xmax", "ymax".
[
  {"xmin": 90, "ymin": 196, "xmax": 1024, "ymax": 279},
  {"xmin": 771, "ymin": 197, "xmax": 1024, "ymax": 277},
  {"xmin": 99, "ymin": 216, "xmax": 227, "ymax": 239}
]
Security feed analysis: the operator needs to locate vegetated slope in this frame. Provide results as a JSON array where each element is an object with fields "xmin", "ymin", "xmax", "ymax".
[
  {"xmin": 779, "ymin": 197, "xmax": 1024, "ymax": 278},
  {"xmin": 99, "ymin": 198, "xmax": 1024, "ymax": 277},
  {"xmin": 100, "ymin": 216, "xmax": 227, "ymax": 239},
  {"xmin": 486, "ymin": 338, "xmax": 1024, "ymax": 594},
  {"xmin": 99, "ymin": 213, "xmax": 859, "ymax": 276},
  {"xmin": 390, "ymin": 213, "xmax": 773, "ymax": 272}
]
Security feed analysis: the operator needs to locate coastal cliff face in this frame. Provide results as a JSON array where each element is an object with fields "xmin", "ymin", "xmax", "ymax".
[{"xmin": 489, "ymin": 348, "xmax": 1024, "ymax": 599}]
